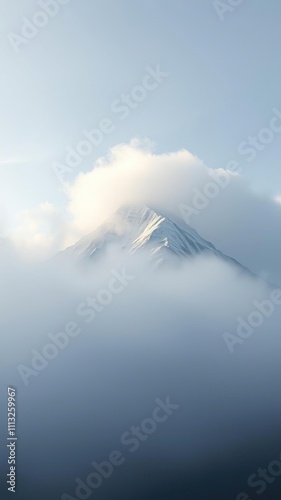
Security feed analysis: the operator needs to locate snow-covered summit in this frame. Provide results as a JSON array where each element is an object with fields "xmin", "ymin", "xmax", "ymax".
[{"xmin": 60, "ymin": 205, "xmax": 247, "ymax": 271}]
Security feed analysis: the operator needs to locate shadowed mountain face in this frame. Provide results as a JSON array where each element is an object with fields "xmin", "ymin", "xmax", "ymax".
[{"xmin": 59, "ymin": 205, "xmax": 249, "ymax": 272}]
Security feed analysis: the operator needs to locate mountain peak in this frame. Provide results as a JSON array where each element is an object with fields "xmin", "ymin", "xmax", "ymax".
[{"xmin": 60, "ymin": 204, "xmax": 247, "ymax": 272}]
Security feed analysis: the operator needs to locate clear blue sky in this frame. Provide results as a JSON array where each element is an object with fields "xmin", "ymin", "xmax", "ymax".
[{"xmin": 1, "ymin": 0, "xmax": 281, "ymax": 220}]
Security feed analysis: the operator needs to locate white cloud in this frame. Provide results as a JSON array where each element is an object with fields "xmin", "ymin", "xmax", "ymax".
[
  {"xmin": 10, "ymin": 202, "xmax": 68, "ymax": 260},
  {"xmin": 65, "ymin": 140, "xmax": 204, "ymax": 235}
]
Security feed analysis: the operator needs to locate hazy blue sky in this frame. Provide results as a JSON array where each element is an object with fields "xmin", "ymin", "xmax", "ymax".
[{"xmin": 1, "ymin": 0, "xmax": 281, "ymax": 222}]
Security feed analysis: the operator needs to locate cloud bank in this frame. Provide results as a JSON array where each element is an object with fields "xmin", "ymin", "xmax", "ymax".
[{"xmin": 0, "ymin": 245, "xmax": 281, "ymax": 499}]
